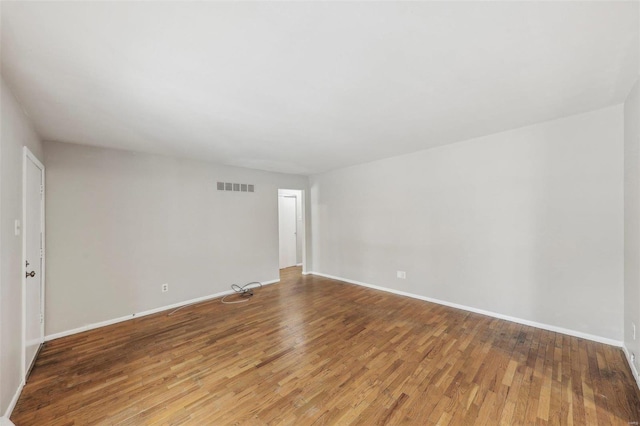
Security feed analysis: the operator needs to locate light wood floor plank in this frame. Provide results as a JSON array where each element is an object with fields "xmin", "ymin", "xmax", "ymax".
[{"xmin": 11, "ymin": 267, "xmax": 640, "ymax": 425}]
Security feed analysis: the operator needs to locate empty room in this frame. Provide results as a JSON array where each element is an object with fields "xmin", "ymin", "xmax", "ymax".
[{"xmin": 1, "ymin": 1, "xmax": 640, "ymax": 425}]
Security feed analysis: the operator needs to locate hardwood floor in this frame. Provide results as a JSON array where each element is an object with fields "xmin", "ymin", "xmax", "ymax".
[{"xmin": 12, "ymin": 267, "xmax": 640, "ymax": 425}]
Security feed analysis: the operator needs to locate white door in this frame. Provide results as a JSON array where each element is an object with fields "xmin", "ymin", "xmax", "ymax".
[
  {"xmin": 278, "ymin": 196, "xmax": 297, "ymax": 269},
  {"xmin": 23, "ymin": 148, "xmax": 44, "ymax": 379}
]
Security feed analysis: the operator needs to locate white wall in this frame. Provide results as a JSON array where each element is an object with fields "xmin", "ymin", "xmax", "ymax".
[
  {"xmin": 44, "ymin": 141, "xmax": 308, "ymax": 336},
  {"xmin": 625, "ymin": 78, "xmax": 640, "ymax": 382},
  {"xmin": 0, "ymin": 76, "xmax": 44, "ymax": 415},
  {"xmin": 311, "ymin": 105, "xmax": 624, "ymax": 342}
]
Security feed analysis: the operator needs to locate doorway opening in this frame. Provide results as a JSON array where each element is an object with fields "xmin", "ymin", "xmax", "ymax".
[{"xmin": 278, "ymin": 189, "xmax": 305, "ymax": 277}]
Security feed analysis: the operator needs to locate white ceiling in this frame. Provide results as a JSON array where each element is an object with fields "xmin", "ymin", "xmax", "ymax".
[{"xmin": 1, "ymin": 1, "xmax": 638, "ymax": 175}]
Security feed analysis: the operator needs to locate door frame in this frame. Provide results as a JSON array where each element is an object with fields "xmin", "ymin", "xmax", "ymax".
[
  {"xmin": 22, "ymin": 146, "xmax": 45, "ymax": 380},
  {"xmin": 278, "ymin": 194, "xmax": 298, "ymax": 269},
  {"xmin": 277, "ymin": 189, "xmax": 306, "ymax": 274}
]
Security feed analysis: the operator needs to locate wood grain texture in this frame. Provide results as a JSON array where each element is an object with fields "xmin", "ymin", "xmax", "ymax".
[{"xmin": 11, "ymin": 267, "xmax": 640, "ymax": 425}]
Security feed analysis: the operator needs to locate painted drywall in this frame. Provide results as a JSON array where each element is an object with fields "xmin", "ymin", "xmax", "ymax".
[
  {"xmin": 2, "ymin": 2, "xmax": 638, "ymax": 174},
  {"xmin": 625, "ymin": 77, "xmax": 640, "ymax": 380},
  {"xmin": 0, "ymin": 76, "xmax": 44, "ymax": 415},
  {"xmin": 44, "ymin": 141, "xmax": 308, "ymax": 336},
  {"xmin": 311, "ymin": 105, "xmax": 624, "ymax": 341}
]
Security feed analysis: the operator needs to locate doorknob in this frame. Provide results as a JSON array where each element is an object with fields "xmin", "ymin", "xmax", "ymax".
[{"xmin": 26, "ymin": 271, "xmax": 35, "ymax": 278}]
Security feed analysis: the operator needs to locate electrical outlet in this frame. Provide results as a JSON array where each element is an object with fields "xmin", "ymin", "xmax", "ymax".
[
  {"xmin": 397, "ymin": 271, "xmax": 406, "ymax": 279},
  {"xmin": 161, "ymin": 283, "xmax": 169, "ymax": 293}
]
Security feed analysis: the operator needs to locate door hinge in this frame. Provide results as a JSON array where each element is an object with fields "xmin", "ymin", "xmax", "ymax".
[
  {"xmin": 40, "ymin": 313, "xmax": 44, "ymax": 324},
  {"xmin": 40, "ymin": 248, "xmax": 43, "ymax": 258}
]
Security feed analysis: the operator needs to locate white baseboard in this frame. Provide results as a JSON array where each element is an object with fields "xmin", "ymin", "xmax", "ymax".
[
  {"xmin": 45, "ymin": 279, "xmax": 279, "ymax": 342},
  {"xmin": 622, "ymin": 345, "xmax": 640, "ymax": 390},
  {"xmin": 308, "ymin": 271, "xmax": 623, "ymax": 348},
  {"xmin": 2, "ymin": 378, "xmax": 24, "ymax": 422},
  {"xmin": 0, "ymin": 417, "xmax": 16, "ymax": 426}
]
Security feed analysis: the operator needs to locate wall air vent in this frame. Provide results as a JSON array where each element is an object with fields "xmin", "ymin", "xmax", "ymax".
[{"xmin": 217, "ymin": 182, "xmax": 255, "ymax": 193}]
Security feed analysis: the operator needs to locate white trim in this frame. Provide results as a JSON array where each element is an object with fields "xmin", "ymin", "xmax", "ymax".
[
  {"xmin": 622, "ymin": 345, "xmax": 640, "ymax": 390},
  {"xmin": 2, "ymin": 378, "xmax": 24, "ymax": 421},
  {"xmin": 308, "ymin": 271, "xmax": 623, "ymax": 347},
  {"xmin": 300, "ymin": 190, "xmax": 307, "ymax": 275},
  {"xmin": 0, "ymin": 417, "xmax": 16, "ymax": 426},
  {"xmin": 277, "ymin": 189, "xmax": 307, "ymax": 274},
  {"xmin": 22, "ymin": 146, "xmax": 45, "ymax": 382},
  {"xmin": 45, "ymin": 279, "xmax": 280, "ymax": 342}
]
